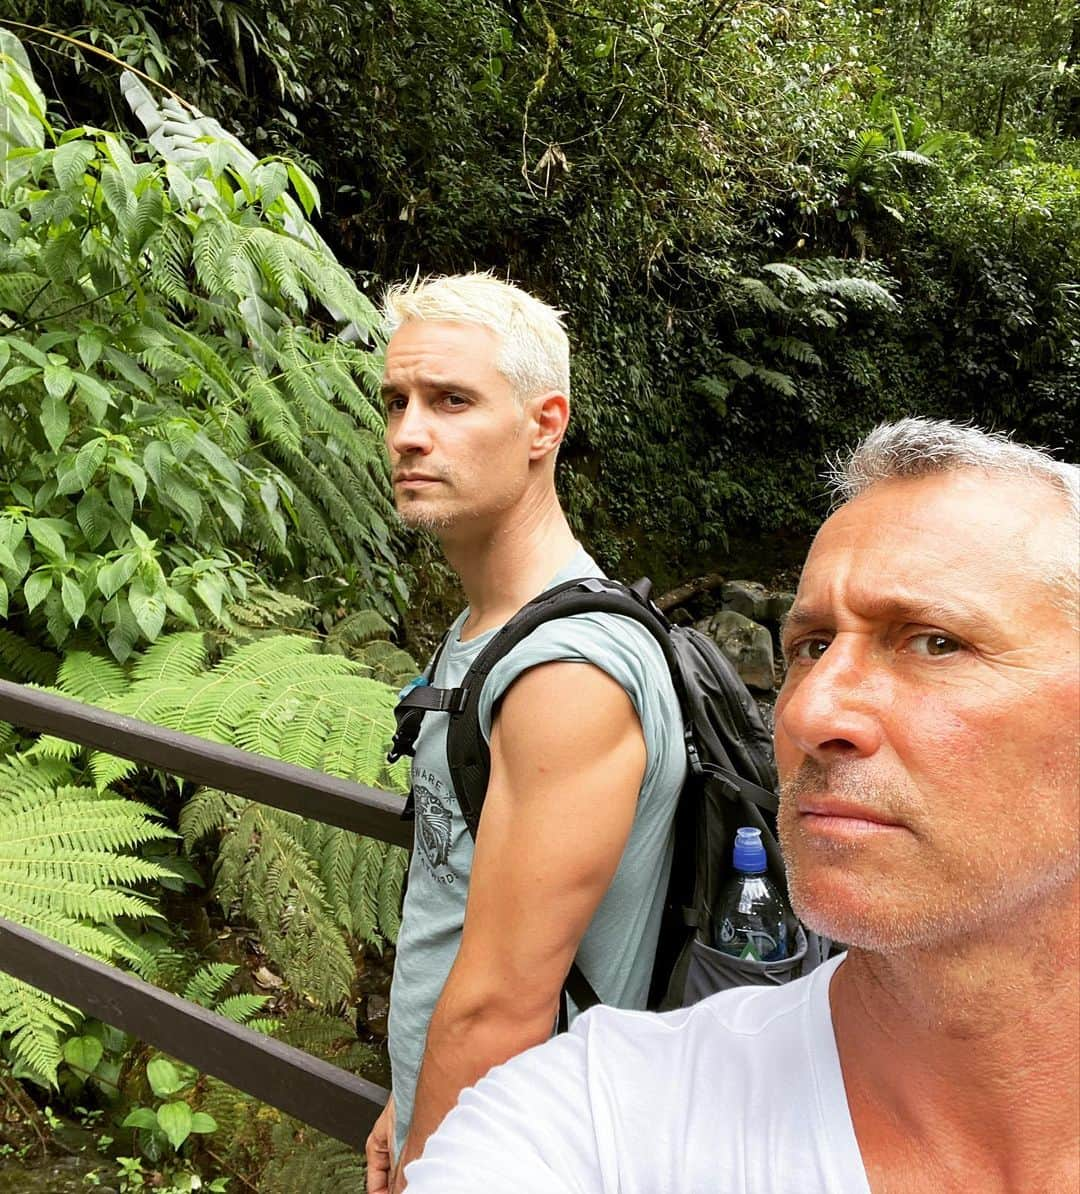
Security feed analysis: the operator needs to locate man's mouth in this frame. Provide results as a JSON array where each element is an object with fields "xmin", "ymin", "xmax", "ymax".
[
  {"xmin": 394, "ymin": 473, "xmax": 442, "ymax": 486},
  {"xmin": 795, "ymin": 797, "xmax": 908, "ymax": 838}
]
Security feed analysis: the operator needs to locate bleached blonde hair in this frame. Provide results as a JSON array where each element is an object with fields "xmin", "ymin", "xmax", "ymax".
[{"xmin": 381, "ymin": 272, "xmax": 570, "ymax": 404}]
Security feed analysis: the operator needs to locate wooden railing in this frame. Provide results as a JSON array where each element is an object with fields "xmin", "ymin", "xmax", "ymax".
[{"xmin": 0, "ymin": 677, "xmax": 410, "ymax": 1148}]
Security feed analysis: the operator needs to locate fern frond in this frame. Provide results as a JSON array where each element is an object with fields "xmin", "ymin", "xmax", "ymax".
[
  {"xmin": 738, "ymin": 276, "xmax": 789, "ymax": 314},
  {"xmin": 750, "ymin": 366, "xmax": 798, "ymax": 398},
  {"xmin": 183, "ymin": 962, "xmax": 238, "ymax": 1008},
  {"xmin": 56, "ymin": 651, "xmax": 128, "ymax": 703},
  {"xmin": 760, "ymin": 262, "xmax": 814, "ymax": 293},
  {"xmin": 352, "ymin": 640, "xmax": 419, "ymax": 688},
  {"xmin": 129, "ymin": 631, "xmax": 209, "ymax": 684},
  {"xmin": 0, "ymin": 629, "xmax": 59, "ymax": 685},
  {"xmin": 178, "ymin": 787, "xmax": 246, "ymax": 850}
]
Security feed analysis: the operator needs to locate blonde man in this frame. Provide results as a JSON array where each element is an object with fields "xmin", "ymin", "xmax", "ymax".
[{"xmin": 366, "ymin": 274, "xmax": 685, "ymax": 1190}]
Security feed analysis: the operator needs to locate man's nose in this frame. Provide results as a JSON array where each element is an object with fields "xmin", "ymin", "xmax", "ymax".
[
  {"xmin": 775, "ymin": 636, "xmax": 885, "ymax": 765},
  {"xmin": 387, "ymin": 399, "xmax": 434, "ymax": 457}
]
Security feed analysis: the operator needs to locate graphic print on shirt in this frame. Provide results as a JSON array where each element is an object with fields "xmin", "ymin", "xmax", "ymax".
[{"xmin": 414, "ymin": 766, "xmax": 456, "ymax": 885}]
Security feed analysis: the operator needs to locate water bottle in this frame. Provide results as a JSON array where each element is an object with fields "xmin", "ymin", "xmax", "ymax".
[{"xmin": 712, "ymin": 827, "xmax": 789, "ymax": 961}]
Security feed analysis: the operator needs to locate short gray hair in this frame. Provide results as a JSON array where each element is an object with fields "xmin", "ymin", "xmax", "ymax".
[
  {"xmin": 381, "ymin": 272, "xmax": 570, "ymax": 403},
  {"xmin": 829, "ymin": 417, "xmax": 1079, "ymax": 615},
  {"xmin": 828, "ymin": 418, "xmax": 1078, "ymax": 517}
]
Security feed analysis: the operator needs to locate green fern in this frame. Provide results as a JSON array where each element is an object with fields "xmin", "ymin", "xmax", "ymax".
[
  {"xmin": 189, "ymin": 1009, "xmax": 379, "ymax": 1188},
  {"xmin": 0, "ymin": 765, "xmax": 175, "ymax": 1085},
  {"xmin": 260, "ymin": 1130, "xmax": 366, "ymax": 1192},
  {"xmin": 65, "ymin": 633, "xmax": 412, "ymax": 1005},
  {"xmin": 0, "ymin": 629, "xmax": 59, "ymax": 685}
]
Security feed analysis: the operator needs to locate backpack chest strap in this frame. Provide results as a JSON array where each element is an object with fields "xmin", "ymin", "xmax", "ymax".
[{"xmin": 386, "ymin": 683, "xmax": 468, "ymax": 765}]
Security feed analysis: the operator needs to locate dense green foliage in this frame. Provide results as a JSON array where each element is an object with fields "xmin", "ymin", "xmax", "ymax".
[
  {"xmin": 0, "ymin": 29, "xmax": 399, "ymax": 660},
  {"xmin": 7, "ymin": 0, "xmax": 1073, "ymax": 578},
  {"xmin": 0, "ymin": 31, "xmax": 415, "ymax": 1188},
  {"xmin": 0, "ymin": 3, "xmax": 1076, "ymax": 1188}
]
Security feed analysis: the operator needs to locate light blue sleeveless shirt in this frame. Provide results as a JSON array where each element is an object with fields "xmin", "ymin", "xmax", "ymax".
[{"xmin": 388, "ymin": 547, "xmax": 686, "ymax": 1153}]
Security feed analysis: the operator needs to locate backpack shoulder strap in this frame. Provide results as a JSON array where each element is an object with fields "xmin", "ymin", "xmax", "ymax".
[{"xmin": 446, "ymin": 577, "xmax": 683, "ymax": 837}]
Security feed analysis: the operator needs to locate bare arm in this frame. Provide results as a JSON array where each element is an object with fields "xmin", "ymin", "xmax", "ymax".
[{"xmin": 393, "ymin": 659, "xmax": 647, "ymax": 1186}]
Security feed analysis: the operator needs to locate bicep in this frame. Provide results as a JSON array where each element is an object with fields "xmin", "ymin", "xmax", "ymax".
[{"xmin": 454, "ymin": 661, "xmax": 647, "ymax": 1009}]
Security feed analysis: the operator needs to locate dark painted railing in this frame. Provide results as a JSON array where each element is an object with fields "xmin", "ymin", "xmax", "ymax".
[{"xmin": 0, "ymin": 677, "xmax": 411, "ymax": 1148}]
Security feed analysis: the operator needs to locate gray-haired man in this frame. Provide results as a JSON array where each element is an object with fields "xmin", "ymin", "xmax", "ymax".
[{"xmin": 403, "ymin": 418, "xmax": 1080, "ymax": 1194}]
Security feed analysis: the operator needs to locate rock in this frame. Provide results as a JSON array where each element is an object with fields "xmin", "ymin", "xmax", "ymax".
[
  {"xmin": 697, "ymin": 609, "xmax": 776, "ymax": 692},
  {"xmin": 721, "ymin": 580, "xmax": 771, "ymax": 622},
  {"xmin": 253, "ymin": 965, "xmax": 284, "ymax": 989},
  {"xmin": 366, "ymin": 993, "xmax": 389, "ymax": 1037}
]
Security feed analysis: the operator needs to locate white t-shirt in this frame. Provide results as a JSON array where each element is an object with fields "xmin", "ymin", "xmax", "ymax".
[{"xmin": 404, "ymin": 953, "xmax": 870, "ymax": 1194}]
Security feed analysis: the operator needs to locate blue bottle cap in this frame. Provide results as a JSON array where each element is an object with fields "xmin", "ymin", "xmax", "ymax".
[
  {"xmin": 398, "ymin": 674, "xmax": 429, "ymax": 700},
  {"xmin": 732, "ymin": 827, "xmax": 767, "ymax": 873}
]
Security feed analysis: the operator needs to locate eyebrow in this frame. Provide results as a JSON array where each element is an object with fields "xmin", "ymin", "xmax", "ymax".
[
  {"xmin": 781, "ymin": 596, "xmax": 1000, "ymax": 641},
  {"xmin": 380, "ymin": 378, "xmax": 479, "ymax": 400}
]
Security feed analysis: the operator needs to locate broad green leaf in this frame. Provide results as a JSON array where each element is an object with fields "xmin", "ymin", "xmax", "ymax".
[
  {"xmin": 43, "ymin": 362, "xmax": 75, "ymax": 400},
  {"xmin": 156, "ymin": 1100, "xmax": 192, "ymax": 1151},
  {"xmin": 167, "ymin": 478, "xmax": 203, "ymax": 532},
  {"xmin": 97, "ymin": 553, "xmax": 138, "ymax": 600},
  {"xmin": 52, "ymin": 140, "xmax": 96, "ymax": 190},
  {"xmin": 0, "ymin": 542, "xmax": 18, "ymax": 573},
  {"xmin": 163, "ymin": 586, "xmax": 200, "ymax": 627},
  {"xmin": 100, "ymin": 163, "xmax": 135, "ymax": 232},
  {"xmin": 111, "ymin": 456, "xmax": 148, "ymax": 502},
  {"xmin": 55, "ymin": 457, "xmax": 84, "ymax": 496},
  {"xmin": 0, "ymin": 577, "xmax": 7, "ymax": 619},
  {"xmin": 104, "ymin": 347, "xmax": 153, "ymax": 394},
  {"xmin": 108, "ymin": 472, "xmax": 134, "ymax": 524},
  {"xmin": 0, "ymin": 341, "xmax": 9, "ymax": 373},
  {"xmin": 62, "ymin": 1034, "xmax": 103, "ymax": 1075},
  {"xmin": 40, "ymin": 392, "xmax": 70, "ymax": 452},
  {"xmin": 194, "ymin": 572, "xmax": 226, "ymax": 620},
  {"xmin": 128, "ymin": 575, "xmax": 166, "ymax": 641},
  {"xmin": 128, "ymin": 185, "xmax": 164, "ymax": 258},
  {"xmin": 23, "ymin": 569, "xmax": 52, "ymax": 612},
  {"xmin": 217, "ymin": 486, "xmax": 244, "ymax": 533},
  {"xmin": 74, "ymin": 371, "xmax": 114, "ymax": 421},
  {"xmin": 144, "ymin": 440, "xmax": 173, "ymax": 487},
  {"xmin": 190, "ymin": 432, "xmax": 241, "ymax": 488},
  {"xmin": 8, "ymin": 337, "xmax": 49, "ymax": 367},
  {"xmin": 76, "ymin": 333, "xmax": 104, "ymax": 370},
  {"xmin": 122, "ymin": 1108, "xmax": 160, "ymax": 1132},
  {"xmin": 146, "ymin": 1058, "xmax": 184, "ymax": 1097},
  {"xmin": 256, "ymin": 160, "xmax": 289, "ymax": 208},
  {"xmin": 61, "ymin": 574, "xmax": 86, "ymax": 625},
  {"xmin": 104, "ymin": 594, "xmax": 139, "ymax": 663},
  {"xmin": 75, "ymin": 437, "xmax": 108, "ymax": 489},
  {"xmin": 189, "ymin": 1112, "xmax": 218, "ymax": 1134},
  {"xmin": 0, "ymin": 364, "xmax": 39, "ymax": 391},
  {"xmin": 27, "ymin": 518, "xmax": 67, "ymax": 559},
  {"xmin": 286, "ymin": 162, "xmax": 320, "ymax": 215},
  {"xmin": 77, "ymin": 488, "xmax": 112, "ymax": 549}
]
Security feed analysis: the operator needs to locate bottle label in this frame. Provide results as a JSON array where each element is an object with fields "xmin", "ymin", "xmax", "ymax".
[{"xmin": 718, "ymin": 916, "xmax": 782, "ymax": 962}]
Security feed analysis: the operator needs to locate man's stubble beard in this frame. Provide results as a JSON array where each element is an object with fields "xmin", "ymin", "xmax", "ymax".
[
  {"xmin": 779, "ymin": 759, "xmax": 1079, "ymax": 954},
  {"xmin": 394, "ymin": 503, "xmax": 457, "ymax": 532}
]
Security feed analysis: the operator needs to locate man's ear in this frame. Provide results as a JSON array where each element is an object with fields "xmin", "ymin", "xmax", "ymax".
[{"xmin": 528, "ymin": 391, "xmax": 570, "ymax": 460}]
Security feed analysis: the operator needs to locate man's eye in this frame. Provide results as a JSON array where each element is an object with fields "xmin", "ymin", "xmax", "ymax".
[
  {"xmin": 908, "ymin": 633, "xmax": 962, "ymax": 657},
  {"xmin": 385, "ymin": 396, "xmax": 406, "ymax": 414},
  {"xmin": 443, "ymin": 393, "xmax": 468, "ymax": 407},
  {"xmin": 792, "ymin": 638, "xmax": 830, "ymax": 662}
]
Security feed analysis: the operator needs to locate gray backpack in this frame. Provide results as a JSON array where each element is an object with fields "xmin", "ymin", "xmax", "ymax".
[{"xmin": 389, "ymin": 577, "xmax": 830, "ymax": 1019}]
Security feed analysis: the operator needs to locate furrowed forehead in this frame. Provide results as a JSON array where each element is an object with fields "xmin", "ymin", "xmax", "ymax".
[{"xmin": 784, "ymin": 471, "xmax": 1076, "ymax": 642}]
